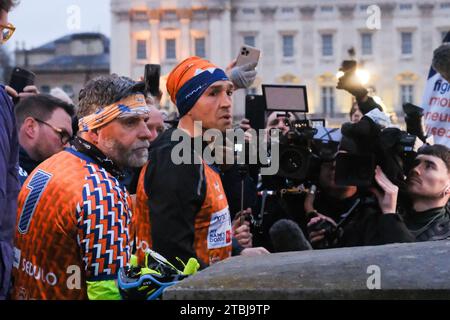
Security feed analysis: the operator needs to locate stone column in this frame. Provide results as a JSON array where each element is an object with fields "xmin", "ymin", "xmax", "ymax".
[
  {"xmin": 111, "ymin": 9, "xmax": 131, "ymax": 77},
  {"xmin": 299, "ymin": 5, "xmax": 317, "ymax": 111},
  {"xmin": 178, "ymin": 8, "xmax": 192, "ymax": 60},
  {"xmin": 418, "ymin": 3, "xmax": 435, "ymax": 102},
  {"xmin": 220, "ymin": 4, "xmax": 232, "ymax": 66},
  {"xmin": 378, "ymin": 3, "xmax": 396, "ymax": 111},
  {"xmin": 418, "ymin": 3, "xmax": 435, "ymax": 68},
  {"xmin": 259, "ymin": 6, "xmax": 277, "ymax": 70},
  {"xmin": 208, "ymin": 7, "xmax": 225, "ymax": 65},
  {"xmin": 149, "ymin": 9, "xmax": 161, "ymax": 64},
  {"xmin": 335, "ymin": 5, "xmax": 356, "ymax": 116},
  {"xmin": 338, "ymin": 5, "xmax": 356, "ymax": 60}
]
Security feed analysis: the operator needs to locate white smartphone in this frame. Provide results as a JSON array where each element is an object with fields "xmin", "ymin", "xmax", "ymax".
[{"xmin": 236, "ymin": 45, "xmax": 261, "ymax": 67}]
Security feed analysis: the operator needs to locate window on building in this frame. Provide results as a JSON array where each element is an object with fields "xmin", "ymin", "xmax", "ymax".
[
  {"xmin": 401, "ymin": 32, "xmax": 413, "ymax": 55},
  {"xmin": 40, "ymin": 85, "xmax": 50, "ymax": 93},
  {"xmin": 440, "ymin": 2, "xmax": 450, "ymax": 9},
  {"xmin": 360, "ymin": 4, "xmax": 369, "ymax": 11},
  {"xmin": 193, "ymin": 9, "xmax": 207, "ymax": 20},
  {"xmin": 166, "ymin": 39, "xmax": 176, "ymax": 60},
  {"xmin": 442, "ymin": 31, "xmax": 450, "ymax": 41},
  {"xmin": 322, "ymin": 34, "xmax": 333, "ymax": 56},
  {"xmin": 163, "ymin": 10, "xmax": 177, "ymax": 20},
  {"xmin": 244, "ymin": 35, "xmax": 255, "ymax": 47},
  {"xmin": 400, "ymin": 85, "xmax": 414, "ymax": 105},
  {"xmin": 133, "ymin": 10, "xmax": 148, "ymax": 20},
  {"xmin": 361, "ymin": 33, "xmax": 373, "ymax": 55},
  {"xmin": 320, "ymin": 6, "xmax": 334, "ymax": 12},
  {"xmin": 136, "ymin": 40, "xmax": 147, "ymax": 60},
  {"xmin": 63, "ymin": 85, "xmax": 74, "ymax": 97},
  {"xmin": 281, "ymin": 7, "xmax": 294, "ymax": 14},
  {"xmin": 282, "ymin": 34, "xmax": 294, "ymax": 58},
  {"xmin": 321, "ymin": 86, "xmax": 335, "ymax": 117},
  {"xmin": 242, "ymin": 8, "xmax": 255, "ymax": 14},
  {"xmin": 195, "ymin": 38, "xmax": 206, "ymax": 58},
  {"xmin": 399, "ymin": 3, "xmax": 413, "ymax": 10}
]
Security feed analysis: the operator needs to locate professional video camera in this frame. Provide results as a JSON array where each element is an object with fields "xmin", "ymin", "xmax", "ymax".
[
  {"xmin": 335, "ymin": 60, "xmax": 422, "ymax": 190},
  {"xmin": 242, "ymin": 85, "xmax": 340, "ymax": 250},
  {"xmin": 260, "ymin": 84, "xmax": 339, "ymax": 185}
]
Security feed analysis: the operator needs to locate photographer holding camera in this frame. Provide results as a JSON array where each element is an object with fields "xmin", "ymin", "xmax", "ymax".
[
  {"xmin": 239, "ymin": 110, "xmax": 320, "ymax": 251},
  {"xmin": 306, "ymin": 60, "xmax": 450, "ymax": 248},
  {"xmin": 370, "ymin": 144, "xmax": 450, "ymax": 242},
  {"xmin": 316, "ymin": 144, "xmax": 450, "ymax": 245}
]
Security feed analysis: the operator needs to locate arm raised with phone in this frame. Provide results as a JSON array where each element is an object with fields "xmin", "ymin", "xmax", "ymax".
[
  {"xmin": 226, "ymin": 45, "xmax": 260, "ymax": 89},
  {"xmin": 7, "ymin": 67, "xmax": 39, "ymax": 102}
]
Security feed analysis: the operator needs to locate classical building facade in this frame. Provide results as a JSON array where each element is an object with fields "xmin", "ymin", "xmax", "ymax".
[
  {"xmin": 110, "ymin": 0, "xmax": 450, "ymax": 120},
  {"xmin": 15, "ymin": 33, "xmax": 110, "ymax": 102}
]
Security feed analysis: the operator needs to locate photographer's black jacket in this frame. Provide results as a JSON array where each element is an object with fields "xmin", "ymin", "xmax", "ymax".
[
  {"xmin": 312, "ymin": 192, "xmax": 415, "ymax": 247},
  {"xmin": 326, "ymin": 196, "xmax": 450, "ymax": 246},
  {"xmin": 399, "ymin": 206, "xmax": 450, "ymax": 241},
  {"xmin": 338, "ymin": 202, "xmax": 415, "ymax": 247}
]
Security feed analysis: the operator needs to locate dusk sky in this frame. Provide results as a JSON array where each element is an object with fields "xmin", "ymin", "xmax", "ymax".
[{"xmin": 6, "ymin": 0, "xmax": 111, "ymax": 53}]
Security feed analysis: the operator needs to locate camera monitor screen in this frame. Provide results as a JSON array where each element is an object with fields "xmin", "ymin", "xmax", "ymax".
[
  {"xmin": 262, "ymin": 84, "xmax": 309, "ymax": 112},
  {"xmin": 310, "ymin": 119, "xmax": 326, "ymax": 128}
]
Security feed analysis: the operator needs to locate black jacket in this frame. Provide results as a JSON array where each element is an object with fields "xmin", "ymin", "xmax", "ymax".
[
  {"xmin": 333, "ymin": 198, "xmax": 450, "ymax": 246},
  {"xmin": 144, "ymin": 128, "xmax": 207, "ymax": 269},
  {"xmin": 311, "ymin": 192, "xmax": 415, "ymax": 248},
  {"xmin": 143, "ymin": 128, "xmax": 243, "ymax": 269},
  {"xmin": 19, "ymin": 146, "xmax": 40, "ymax": 175}
]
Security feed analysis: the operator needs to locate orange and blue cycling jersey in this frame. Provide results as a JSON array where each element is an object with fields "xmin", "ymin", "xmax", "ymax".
[{"xmin": 12, "ymin": 148, "xmax": 132, "ymax": 300}]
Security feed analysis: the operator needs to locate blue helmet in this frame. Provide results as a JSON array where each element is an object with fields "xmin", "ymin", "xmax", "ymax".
[{"xmin": 118, "ymin": 249, "xmax": 199, "ymax": 300}]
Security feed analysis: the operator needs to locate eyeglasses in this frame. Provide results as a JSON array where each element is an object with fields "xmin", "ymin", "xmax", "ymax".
[
  {"xmin": 34, "ymin": 118, "xmax": 72, "ymax": 145},
  {"xmin": 0, "ymin": 23, "xmax": 15, "ymax": 44}
]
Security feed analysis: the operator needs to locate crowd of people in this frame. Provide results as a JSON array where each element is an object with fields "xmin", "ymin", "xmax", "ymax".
[{"xmin": 1, "ymin": 0, "xmax": 450, "ymax": 300}]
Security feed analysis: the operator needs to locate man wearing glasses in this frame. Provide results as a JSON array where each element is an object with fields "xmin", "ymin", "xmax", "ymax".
[{"xmin": 14, "ymin": 95, "xmax": 74, "ymax": 184}]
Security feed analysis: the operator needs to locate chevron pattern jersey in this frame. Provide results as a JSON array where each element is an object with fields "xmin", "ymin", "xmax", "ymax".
[{"xmin": 12, "ymin": 149, "xmax": 132, "ymax": 300}]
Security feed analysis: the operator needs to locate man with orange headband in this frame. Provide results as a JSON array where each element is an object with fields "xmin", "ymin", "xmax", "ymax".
[
  {"xmin": 12, "ymin": 75, "xmax": 152, "ymax": 300},
  {"xmin": 134, "ymin": 57, "xmax": 268, "ymax": 270}
]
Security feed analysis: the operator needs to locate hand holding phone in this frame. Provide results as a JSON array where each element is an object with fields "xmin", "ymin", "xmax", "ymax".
[
  {"xmin": 236, "ymin": 45, "xmax": 261, "ymax": 67},
  {"xmin": 144, "ymin": 64, "xmax": 161, "ymax": 97},
  {"xmin": 230, "ymin": 46, "xmax": 260, "ymax": 89},
  {"xmin": 9, "ymin": 67, "xmax": 36, "ymax": 94}
]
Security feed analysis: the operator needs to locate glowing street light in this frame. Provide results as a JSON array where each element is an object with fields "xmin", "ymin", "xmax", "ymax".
[
  {"xmin": 355, "ymin": 68, "xmax": 370, "ymax": 85},
  {"xmin": 336, "ymin": 68, "xmax": 370, "ymax": 86}
]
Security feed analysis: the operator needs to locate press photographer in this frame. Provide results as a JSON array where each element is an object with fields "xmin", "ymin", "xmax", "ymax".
[
  {"xmin": 239, "ymin": 85, "xmax": 340, "ymax": 251},
  {"xmin": 309, "ymin": 144, "xmax": 450, "ymax": 246},
  {"xmin": 307, "ymin": 60, "xmax": 450, "ymax": 248}
]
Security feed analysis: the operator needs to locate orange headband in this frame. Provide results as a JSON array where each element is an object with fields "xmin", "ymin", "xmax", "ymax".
[{"xmin": 78, "ymin": 94, "xmax": 149, "ymax": 132}]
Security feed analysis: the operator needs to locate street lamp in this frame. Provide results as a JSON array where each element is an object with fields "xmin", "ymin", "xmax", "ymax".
[
  {"xmin": 355, "ymin": 68, "xmax": 370, "ymax": 85},
  {"xmin": 335, "ymin": 68, "xmax": 370, "ymax": 86}
]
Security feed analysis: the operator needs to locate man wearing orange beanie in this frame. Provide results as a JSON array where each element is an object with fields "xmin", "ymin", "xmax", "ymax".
[{"xmin": 134, "ymin": 57, "xmax": 268, "ymax": 269}]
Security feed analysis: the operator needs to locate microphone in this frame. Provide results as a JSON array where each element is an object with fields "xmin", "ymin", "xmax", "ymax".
[{"xmin": 269, "ymin": 219, "xmax": 312, "ymax": 252}]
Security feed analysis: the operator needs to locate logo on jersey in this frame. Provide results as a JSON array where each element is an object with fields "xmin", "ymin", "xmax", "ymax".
[{"xmin": 207, "ymin": 207, "xmax": 232, "ymax": 249}]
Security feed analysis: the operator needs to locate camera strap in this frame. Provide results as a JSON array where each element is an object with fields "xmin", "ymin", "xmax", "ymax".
[{"xmin": 336, "ymin": 198, "xmax": 361, "ymax": 229}]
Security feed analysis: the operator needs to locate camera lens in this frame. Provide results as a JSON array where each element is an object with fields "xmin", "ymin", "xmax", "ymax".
[{"xmin": 280, "ymin": 149, "xmax": 303, "ymax": 174}]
